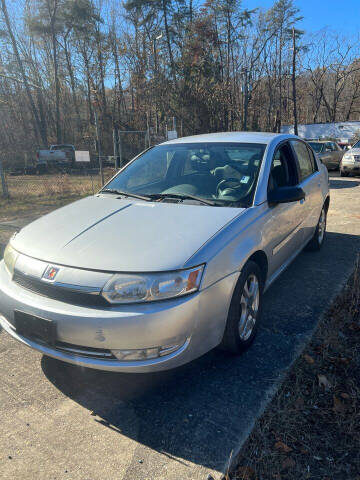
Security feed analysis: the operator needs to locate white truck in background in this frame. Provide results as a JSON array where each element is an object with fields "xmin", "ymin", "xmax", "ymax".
[{"xmin": 36, "ymin": 144, "xmax": 75, "ymax": 173}]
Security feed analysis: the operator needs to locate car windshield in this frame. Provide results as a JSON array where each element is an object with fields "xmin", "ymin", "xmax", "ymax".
[
  {"xmin": 352, "ymin": 140, "xmax": 360, "ymax": 149},
  {"xmin": 102, "ymin": 142, "xmax": 266, "ymax": 206},
  {"xmin": 308, "ymin": 142, "xmax": 324, "ymax": 153}
]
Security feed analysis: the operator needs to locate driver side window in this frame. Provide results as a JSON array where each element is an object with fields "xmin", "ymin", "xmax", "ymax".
[{"xmin": 268, "ymin": 143, "xmax": 298, "ymax": 192}]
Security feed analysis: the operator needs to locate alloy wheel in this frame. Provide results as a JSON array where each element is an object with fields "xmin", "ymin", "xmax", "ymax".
[
  {"xmin": 238, "ymin": 274, "xmax": 260, "ymax": 341},
  {"xmin": 318, "ymin": 208, "xmax": 326, "ymax": 245}
]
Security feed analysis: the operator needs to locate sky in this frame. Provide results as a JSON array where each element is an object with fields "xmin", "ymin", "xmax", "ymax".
[{"xmin": 243, "ymin": 0, "xmax": 360, "ymax": 36}]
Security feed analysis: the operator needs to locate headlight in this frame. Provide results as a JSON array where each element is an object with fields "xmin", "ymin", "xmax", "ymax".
[
  {"xmin": 343, "ymin": 154, "xmax": 353, "ymax": 160},
  {"xmin": 101, "ymin": 265, "xmax": 204, "ymax": 304},
  {"xmin": 3, "ymin": 243, "xmax": 19, "ymax": 276}
]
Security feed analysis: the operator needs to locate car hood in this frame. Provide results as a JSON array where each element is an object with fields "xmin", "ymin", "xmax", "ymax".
[{"xmin": 12, "ymin": 195, "xmax": 244, "ymax": 272}]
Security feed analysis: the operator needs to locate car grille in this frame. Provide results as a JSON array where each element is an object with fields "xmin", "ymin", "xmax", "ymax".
[{"xmin": 13, "ymin": 271, "xmax": 108, "ymax": 307}]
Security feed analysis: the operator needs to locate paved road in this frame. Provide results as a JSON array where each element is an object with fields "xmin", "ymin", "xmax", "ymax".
[{"xmin": 1, "ymin": 173, "xmax": 360, "ymax": 480}]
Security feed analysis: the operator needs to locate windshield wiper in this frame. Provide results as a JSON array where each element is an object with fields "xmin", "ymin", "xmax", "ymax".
[
  {"xmin": 151, "ymin": 193, "xmax": 218, "ymax": 206},
  {"xmin": 101, "ymin": 188, "xmax": 152, "ymax": 201}
]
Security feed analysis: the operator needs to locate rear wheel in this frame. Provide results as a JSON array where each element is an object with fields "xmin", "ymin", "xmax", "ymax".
[
  {"xmin": 306, "ymin": 205, "xmax": 327, "ymax": 251},
  {"xmin": 219, "ymin": 261, "xmax": 264, "ymax": 354}
]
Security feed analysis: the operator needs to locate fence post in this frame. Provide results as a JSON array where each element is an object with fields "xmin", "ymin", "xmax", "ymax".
[
  {"xmin": 113, "ymin": 126, "xmax": 120, "ymax": 169},
  {"xmin": 119, "ymin": 133, "xmax": 123, "ymax": 167},
  {"xmin": 0, "ymin": 160, "xmax": 9, "ymax": 199}
]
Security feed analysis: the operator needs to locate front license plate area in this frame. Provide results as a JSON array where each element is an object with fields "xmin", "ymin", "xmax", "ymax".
[{"xmin": 14, "ymin": 310, "xmax": 56, "ymax": 345}]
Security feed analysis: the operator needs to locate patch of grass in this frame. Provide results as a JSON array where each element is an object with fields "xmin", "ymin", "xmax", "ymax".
[
  {"xmin": 0, "ymin": 194, "xmax": 87, "ymax": 222},
  {"xmin": 232, "ymin": 258, "xmax": 360, "ymax": 480},
  {"xmin": 0, "ymin": 170, "xmax": 115, "ymax": 221}
]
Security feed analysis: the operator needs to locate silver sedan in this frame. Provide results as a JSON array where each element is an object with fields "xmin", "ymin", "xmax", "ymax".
[
  {"xmin": 340, "ymin": 140, "xmax": 360, "ymax": 176},
  {"xmin": 308, "ymin": 141, "xmax": 344, "ymax": 170},
  {"xmin": 0, "ymin": 132, "xmax": 329, "ymax": 372}
]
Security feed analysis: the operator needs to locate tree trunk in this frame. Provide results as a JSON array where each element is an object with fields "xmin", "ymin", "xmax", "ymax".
[
  {"xmin": 0, "ymin": 0, "xmax": 46, "ymax": 145},
  {"xmin": 63, "ymin": 36, "xmax": 81, "ymax": 129},
  {"xmin": 162, "ymin": 0, "xmax": 177, "ymax": 88},
  {"xmin": 292, "ymin": 28, "xmax": 298, "ymax": 136},
  {"xmin": 46, "ymin": 0, "xmax": 61, "ymax": 143}
]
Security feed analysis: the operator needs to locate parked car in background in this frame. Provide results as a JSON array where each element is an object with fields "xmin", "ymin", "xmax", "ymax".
[
  {"xmin": 36, "ymin": 144, "xmax": 75, "ymax": 172},
  {"xmin": 307, "ymin": 141, "xmax": 343, "ymax": 170},
  {"xmin": 0, "ymin": 133, "xmax": 329, "ymax": 373},
  {"xmin": 340, "ymin": 139, "xmax": 360, "ymax": 177},
  {"xmin": 337, "ymin": 142, "xmax": 351, "ymax": 150}
]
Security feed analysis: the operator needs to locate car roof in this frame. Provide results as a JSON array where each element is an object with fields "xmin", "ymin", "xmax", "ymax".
[
  {"xmin": 161, "ymin": 131, "xmax": 296, "ymax": 146},
  {"xmin": 51, "ymin": 144, "xmax": 74, "ymax": 147}
]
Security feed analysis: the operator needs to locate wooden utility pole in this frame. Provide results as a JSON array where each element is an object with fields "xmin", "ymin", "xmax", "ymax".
[{"xmin": 292, "ymin": 27, "xmax": 298, "ymax": 136}]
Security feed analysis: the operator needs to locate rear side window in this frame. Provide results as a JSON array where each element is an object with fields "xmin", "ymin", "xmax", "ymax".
[
  {"xmin": 306, "ymin": 145, "xmax": 318, "ymax": 171},
  {"xmin": 327, "ymin": 142, "xmax": 338, "ymax": 152},
  {"xmin": 291, "ymin": 140, "xmax": 315, "ymax": 182}
]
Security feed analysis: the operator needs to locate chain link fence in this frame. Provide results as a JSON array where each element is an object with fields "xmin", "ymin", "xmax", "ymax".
[
  {"xmin": 0, "ymin": 130, "xmax": 165, "ymax": 203},
  {"xmin": 0, "ymin": 156, "xmax": 116, "ymax": 202}
]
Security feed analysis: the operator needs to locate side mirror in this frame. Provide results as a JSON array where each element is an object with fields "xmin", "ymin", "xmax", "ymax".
[{"xmin": 268, "ymin": 186, "xmax": 305, "ymax": 206}]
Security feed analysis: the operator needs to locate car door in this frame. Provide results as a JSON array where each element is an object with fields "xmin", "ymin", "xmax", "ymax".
[
  {"xmin": 290, "ymin": 140, "xmax": 322, "ymax": 243},
  {"xmin": 332, "ymin": 142, "xmax": 344, "ymax": 169},
  {"xmin": 325, "ymin": 142, "xmax": 340, "ymax": 170},
  {"xmin": 265, "ymin": 141, "xmax": 307, "ymax": 277},
  {"xmin": 319, "ymin": 143, "xmax": 333, "ymax": 170}
]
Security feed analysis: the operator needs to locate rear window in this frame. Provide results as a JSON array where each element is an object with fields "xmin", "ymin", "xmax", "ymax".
[{"xmin": 291, "ymin": 140, "xmax": 316, "ymax": 182}]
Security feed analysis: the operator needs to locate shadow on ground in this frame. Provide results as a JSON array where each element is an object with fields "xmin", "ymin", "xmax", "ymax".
[
  {"xmin": 329, "ymin": 177, "xmax": 360, "ymax": 190},
  {"xmin": 42, "ymin": 231, "xmax": 360, "ymax": 473}
]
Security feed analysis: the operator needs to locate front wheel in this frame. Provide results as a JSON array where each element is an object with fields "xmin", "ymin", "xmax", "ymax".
[
  {"xmin": 340, "ymin": 170, "xmax": 349, "ymax": 177},
  {"xmin": 306, "ymin": 205, "xmax": 327, "ymax": 251},
  {"xmin": 219, "ymin": 261, "xmax": 264, "ymax": 354}
]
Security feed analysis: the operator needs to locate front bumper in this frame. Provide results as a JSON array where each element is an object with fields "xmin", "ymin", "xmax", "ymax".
[
  {"xmin": 0, "ymin": 261, "xmax": 238, "ymax": 372},
  {"xmin": 341, "ymin": 163, "xmax": 360, "ymax": 175}
]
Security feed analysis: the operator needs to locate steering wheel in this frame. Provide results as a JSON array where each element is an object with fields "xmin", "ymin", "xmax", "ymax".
[{"xmin": 216, "ymin": 178, "xmax": 240, "ymax": 197}]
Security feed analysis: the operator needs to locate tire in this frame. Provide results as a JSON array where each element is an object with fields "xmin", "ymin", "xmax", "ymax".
[
  {"xmin": 219, "ymin": 261, "xmax": 264, "ymax": 354},
  {"xmin": 306, "ymin": 205, "xmax": 327, "ymax": 251},
  {"xmin": 340, "ymin": 170, "xmax": 349, "ymax": 177}
]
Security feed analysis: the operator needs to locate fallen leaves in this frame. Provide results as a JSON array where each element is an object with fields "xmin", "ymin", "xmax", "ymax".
[
  {"xmin": 318, "ymin": 374, "xmax": 332, "ymax": 390},
  {"xmin": 329, "ymin": 356, "xmax": 351, "ymax": 366},
  {"xmin": 304, "ymin": 354, "xmax": 315, "ymax": 365},
  {"xmin": 333, "ymin": 395, "xmax": 346, "ymax": 414},
  {"xmin": 348, "ymin": 321, "xmax": 360, "ymax": 332},
  {"xmin": 235, "ymin": 466, "xmax": 256, "ymax": 479},
  {"xmin": 281, "ymin": 457, "xmax": 295, "ymax": 471},
  {"xmin": 274, "ymin": 441, "xmax": 293, "ymax": 453}
]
